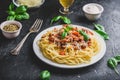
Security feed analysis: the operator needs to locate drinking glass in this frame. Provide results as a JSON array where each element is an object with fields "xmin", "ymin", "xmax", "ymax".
[{"xmin": 59, "ymin": 0, "xmax": 74, "ymax": 14}]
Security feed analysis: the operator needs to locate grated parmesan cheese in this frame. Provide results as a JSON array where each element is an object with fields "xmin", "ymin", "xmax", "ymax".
[{"xmin": 17, "ymin": 0, "xmax": 43, "ymax": 7}]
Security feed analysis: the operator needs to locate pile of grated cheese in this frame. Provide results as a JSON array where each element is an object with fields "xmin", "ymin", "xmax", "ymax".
[{"xmin": 17, "ymin": 0, "xmax": 43, "ymax": 7}]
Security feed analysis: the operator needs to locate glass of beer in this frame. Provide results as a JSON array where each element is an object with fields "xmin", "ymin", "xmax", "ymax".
[{"xmin": 59, "ymin": 0, "xmax": 74, "ymax": 14}]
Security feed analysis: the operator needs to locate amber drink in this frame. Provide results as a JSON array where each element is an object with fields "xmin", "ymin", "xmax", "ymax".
[{"xmin": 59, "ymin": 0, "xmax": 74, "ymax": 14}]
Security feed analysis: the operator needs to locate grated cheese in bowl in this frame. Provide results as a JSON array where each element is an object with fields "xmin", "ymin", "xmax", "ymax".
[{"xmin": 13, "ymin": 0, "xmax": 45, "ymax": 8}]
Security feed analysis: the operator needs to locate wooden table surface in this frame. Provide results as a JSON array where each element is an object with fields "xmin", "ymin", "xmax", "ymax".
[{"xmin": 0, "ymin": 0, "xmax": 120, "ymax": 80}]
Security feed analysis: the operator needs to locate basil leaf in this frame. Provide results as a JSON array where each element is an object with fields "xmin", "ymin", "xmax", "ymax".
[
  {"xmin": 108, "ymin": 58, "xmax": 118, "ymax": 69},
  {"xmin": 61, "ymin": 31, "xmax": 67, "ymax": 39},
  {"xmin": 61, "ymin": 17, "xmax": 71, "ymax": 24},
  {"xmin": 95, "ymin": 30, "xmax": 109, "ymax": 40},
  {"xmin": 9, "ymin": 3, "xmax": 14, "ymax": 11},
  {"xmin": 64, "ymin": 26, "xmax": 72, "ymax": 32},
  {"xmin": 50, "ymin": 16, "xmax": 71, "ymax": 24},
  {"xmin": 21, "ymin": 12, "xmax": 30, "ymax": 19},
  {"xmin": 114, "ymin": 55, "xmax": 120, "ymax": 63},
  {"xmin": 66, "ymin": 26, "xmax": 73, "ymax": 30},
  {"xmin": 7, "ymin": 11, "xmax": 15, "ymax": 16},
  {"xmin": 15, "ymin": 15, "xmax": 23, "ymax": 20},
  {"xmin": 40, "ymin": 70, "xmax": 51, "ymax": 80},
  {"xmin": 50, "ymin": 16, "xmax": 62, "ymax": 24},
  {"xmin": 15, "ymin": 5, "xmax": 27, "ymax": 14},
  {"xmin": 7, "ymin": 15, "xmax": 15, "ymax": 20},
  {"xmin": 93, "ymin": 23, "xmax": 105, "ymax": 31},
  {"xmin": 64, "ymin": 28, "xmax": 69, "ymax": 32},
  {"xmin": 107, "ymin": 58, "xmax": 119, "ymax": 74},
  {"xmin": 103, "ymin": 34, "xmax": 110, "ymax": 40},
  {"xmin": 79, "ymin": 30, "xmax": 89, "ymax": 41}
]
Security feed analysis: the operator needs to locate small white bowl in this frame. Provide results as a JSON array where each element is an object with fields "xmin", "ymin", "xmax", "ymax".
[
  {"xmin": 0, "ymin": 21, "xmax": 22, "ymax": 39},
  {"xmin": 82, "ymin": 3, "xmax": 104, "ymax": 21},
  {"xmin": 12, "ymin": 0, "xmax": 45, "ymax": 8}
]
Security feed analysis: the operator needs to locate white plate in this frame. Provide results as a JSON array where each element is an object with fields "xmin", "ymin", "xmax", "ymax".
[{"xmin": 33, "ymin": 25, "xmax": 106, "ymax": 69}]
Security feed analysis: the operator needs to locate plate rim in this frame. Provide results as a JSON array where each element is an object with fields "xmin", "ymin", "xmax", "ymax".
[{"xmin": 33, "ymin": 24, "xmax": 106, "ymax": 69}]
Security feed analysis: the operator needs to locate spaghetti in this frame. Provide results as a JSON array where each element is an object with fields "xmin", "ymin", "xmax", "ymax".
[{"xmin": 38, "ymin": 24, "xmax": 100, "ymax": 65}]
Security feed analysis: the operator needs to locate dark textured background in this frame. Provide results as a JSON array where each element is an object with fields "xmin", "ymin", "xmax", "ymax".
[{"xmin": 0, "ymin": 0, "xmax": 120, "ymax": 80}]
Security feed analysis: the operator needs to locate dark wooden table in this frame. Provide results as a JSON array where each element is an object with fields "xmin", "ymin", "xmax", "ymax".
[{"xmin": 0, "ymin": 0, "xmax": 120, "ymax": 80}]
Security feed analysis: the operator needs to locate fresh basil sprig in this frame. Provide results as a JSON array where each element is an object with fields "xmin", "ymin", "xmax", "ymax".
[
  {"xmin": 7, "ymin": 3, "xmax": 29, "ymax": 21},
  {"xmin": 93, "ymin": 23, "xmax": 109, "ymax": 40},
  {"xmin": 107, "ymin": 55, "xmax": 120, "ymax": 75},
  {"xmin": 107, "ymin": 58, "xmax": 119, "ymax": 75},
  {"xmin": 78, "ymin": 30, "xmax": 89, "ymax": 42},
  {"xmin": 61, "ymin": 26, "xmax": 73, "ymax": 39},
  {"xmin": 51, "ymin": 16, "xmax": 71, "ymax": 24}
]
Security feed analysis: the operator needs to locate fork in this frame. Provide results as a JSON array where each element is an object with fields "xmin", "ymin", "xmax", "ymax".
[{"xmin": 11, "ymin": 19, "xmax": 43, "ymax": 55}]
